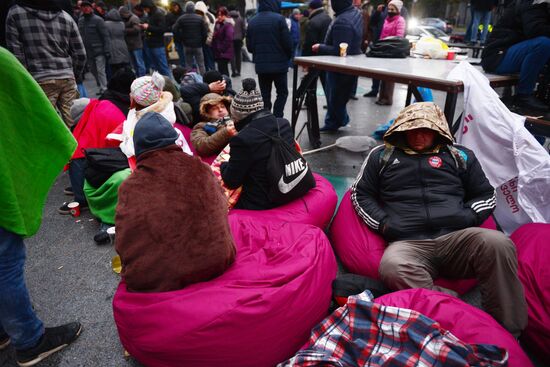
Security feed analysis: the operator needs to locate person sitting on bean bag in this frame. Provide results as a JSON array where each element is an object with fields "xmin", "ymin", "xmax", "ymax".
[
  {"xmin": 220, "ymin": 78, "xmax": 300, "ymax": 210},
  {"xmin": 351, "ymin": 102, "xmax": 527, "ymax": 338},
  {"xmin": 115, "ymin": 112, "xmax": 236, "ymax": 292},
  {"xmin": 191, "ymin": 93, "xmax": 237, "ymax": 157}
]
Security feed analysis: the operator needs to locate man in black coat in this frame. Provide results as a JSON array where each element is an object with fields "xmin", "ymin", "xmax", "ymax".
[
  {"xmin": 246, "ymin": 0, "xmax": 293, "ymax": 118},
  {"xmin": 166, "ymin": 1, "xmax": 185, "ymax": 67},
  {"xmin": 173, "ymin": 1, "xmax": 208, "ymax": 74},
  {"xmin": 312, "ymin": 0, "xmax": 363, "ymax": 132},
  {"xmin": 352, "ymin": 102, "xmax": 527, "ymax": 338},
  {"xmin": 140, "ymin": 0, "xmax": 172, "ymax": 77},
  {"xmin": 482, "ymin": 0, "xmax": 550, "ymax": 114},
  {"xmin": 302, "ymin": 0, "xmax": 331, "ymax": 57},
  {"xmin": 221, "ymin": 78, "xmax": 296, "ymax": 210}
]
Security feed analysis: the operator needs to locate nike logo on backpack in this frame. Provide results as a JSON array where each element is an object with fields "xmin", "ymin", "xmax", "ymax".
[{"xmin": 278, "ymin": 166, "xmax": 310, "ymax": 194}]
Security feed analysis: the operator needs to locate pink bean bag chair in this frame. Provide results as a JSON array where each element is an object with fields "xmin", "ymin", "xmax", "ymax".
[
  {"xmin": 330, "ymin": 190, "xmax": 498, "ymax": 295},
  {"xmin": 511, "ymin": 223, "xmax": 550, "ymax": 363},
  {"xmin": 375, "ymin": 289, "xmax": 533, "ymax": 367},
  {"xmin": 176, "ymin": 124, "xmax": 217, "ymax": 165},
  {"xmin": 229, "ymin": 174, "xmax": 338, "ymax": 230},
  {"xmin": 113, "ymin": 217, "xmax": 337, "ymax": 367}
]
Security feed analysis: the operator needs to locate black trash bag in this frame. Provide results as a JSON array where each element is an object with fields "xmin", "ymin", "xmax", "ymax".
[{"xmin": 367, "ymin": 36, "xmax": 411, "ymax": 58}]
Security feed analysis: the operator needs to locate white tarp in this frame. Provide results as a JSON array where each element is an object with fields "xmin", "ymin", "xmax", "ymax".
[{"xmin": 448, "ymin": 61, "xmax": 550, "ymax": 234}]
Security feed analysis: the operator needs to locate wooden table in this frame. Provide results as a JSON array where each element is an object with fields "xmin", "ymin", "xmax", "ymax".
[{"xmin": 291, "ymin": 55, "xmax": 518, "ymax": 148}]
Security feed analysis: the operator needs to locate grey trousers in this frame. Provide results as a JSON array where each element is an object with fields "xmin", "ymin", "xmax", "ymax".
[
  {"xmin": 379, "ymin": 227, "xmax": 528, "ymax": 338},
  {"xmin": 89, "ymin": 54, "xmax": 107, "ymax": 92},
  {"xmin": 184, "ymin": 47, "xmax": 206, "ymax": 75}
]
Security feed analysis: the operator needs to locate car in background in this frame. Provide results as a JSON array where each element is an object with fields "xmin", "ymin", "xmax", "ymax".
[
  {"xmin": 406, "ymin": 25, "xmax": 451, "ymax": 43},
  {"xmin": 420, "ymin": 17, "xmax": 453, "ymax": 34}
]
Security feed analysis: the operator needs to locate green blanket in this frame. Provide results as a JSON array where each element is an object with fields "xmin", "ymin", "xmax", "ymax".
[
  {"xmin": 84, "ymin": 169, "xmax": 132, "ymax": 225},
  {"xmin": 0, "ymin": 47, "xmax": 77, "ymax": 237}
]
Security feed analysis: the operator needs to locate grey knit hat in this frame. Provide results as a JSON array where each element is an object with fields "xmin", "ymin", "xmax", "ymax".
[
  {"xmin": 70, "ymin": 98, "xmax": 90, "ymax": 125},
  {"xmin": 230, "ymin": 78, "xmax": 264, "ymax": 122}
]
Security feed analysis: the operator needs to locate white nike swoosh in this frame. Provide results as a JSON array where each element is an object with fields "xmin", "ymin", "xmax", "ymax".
[{"xmin": 278, "ymin": 166, "xmax": 309, "ymax": 194}]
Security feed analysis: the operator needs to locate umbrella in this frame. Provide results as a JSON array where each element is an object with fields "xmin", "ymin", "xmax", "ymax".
[{"xmin": 281, "ymin": 1, "xmax": 304, "ymax": 8}]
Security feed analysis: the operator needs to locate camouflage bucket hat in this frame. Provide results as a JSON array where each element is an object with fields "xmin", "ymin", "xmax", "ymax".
[{"xmin": 383, "ymin": 102, "xmax": 454, "ymax": 149}]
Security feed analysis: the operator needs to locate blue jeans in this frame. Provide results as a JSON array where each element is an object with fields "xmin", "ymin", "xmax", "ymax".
[
  {"xmin": 69, "ymin": 158, "xmax": 87, "ymax": 205},
  {"xmin": 130, "ymin": 49, "xmax": 146, "ymax": 77},
  {"xmin": 495, "ymin": 36, "xmax": 550, "ymax": 95},
  {"xmin": 258, "ymin": 72, "xmax": 288, "ymax": 118},
  {"xmin": 203, "ymin": 45, "xmax": 215, "ymax": 72},
  {"xmin": 145, "ymin": 47, "xmax": 172, "ymax": 77},
  {"xmin": 174, "ymin": 41, "xmax": 186, "ymax": 67},
  {"xmin": 0, "ymin": 228, "xmax": 44, "ymax": 350},
  {"xmin": 323, "ymin": 72, "xmax": 356, "ymax": 129},
  {"xmin": 470, "ymin": 10, "xmax": 491, "ymax": 43}
]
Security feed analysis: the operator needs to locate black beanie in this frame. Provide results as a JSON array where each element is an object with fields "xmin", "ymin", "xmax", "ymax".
[
  {"xmin": 203, "ymin": 70, "xmax": 223, "ymax": 84},
  {"xmin": 133, "ymin": 112, "xmax": 178, "ymax": 158}
]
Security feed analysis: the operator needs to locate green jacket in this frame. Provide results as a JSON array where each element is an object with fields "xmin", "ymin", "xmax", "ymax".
[{"xmin": 0, "ymin": 47, "xmax": 77, "ymax": 237}]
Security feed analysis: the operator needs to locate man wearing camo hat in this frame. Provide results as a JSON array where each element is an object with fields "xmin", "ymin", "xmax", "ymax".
[{"xmin": 351, "ymin": 102, "xmax": 527, "ymax": 338}]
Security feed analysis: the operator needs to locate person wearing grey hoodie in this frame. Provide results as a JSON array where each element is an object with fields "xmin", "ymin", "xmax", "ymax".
[
  {"xmin": 105, "ymin": 9, "xmax": 131, "ymax": 76},
  {"xmin": 173, "ymin": 1, "xmax": 208, "ymax": 74},
  {"xmin": 229, "ymin": 6, "xmax": 246, "ymax": 77}
]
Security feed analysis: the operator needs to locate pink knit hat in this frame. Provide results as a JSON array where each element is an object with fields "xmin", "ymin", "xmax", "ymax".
[{"xmin": 130, "ymin": 72, "xmax": 165, "ymax": 107}]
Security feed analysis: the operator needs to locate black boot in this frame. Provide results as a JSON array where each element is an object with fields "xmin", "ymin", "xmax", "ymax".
[{"xmin": 515, "ymin": 94, "xmax": 550, "ymax": 113}]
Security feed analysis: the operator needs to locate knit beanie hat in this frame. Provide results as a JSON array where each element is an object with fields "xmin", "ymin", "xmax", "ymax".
[
  {"xmin": 70, "ymin": 98, "xmax": 90, "ymax": 125},
  {"xmin": 309, "ymin": 0, "xmax": 323, "ymax": 9},
  {"xmin": 133, "ymin": 112, "xmax": 179, "ymax": 158},
  {"xmin": 130, "ymin": 72, "xmax": 165, "ymax": 107},
  {"xmin": 388, "ymin": 0, "xmax": 403, "ymax": 12},
  {"xmin": 230, "ymin": 78, "xmax": 264, "ymax": 122}
]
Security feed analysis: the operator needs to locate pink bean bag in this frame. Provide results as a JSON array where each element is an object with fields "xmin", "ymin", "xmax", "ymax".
[
  {"xmin": 511, "ymin": 223, "xmax": 550, "ymax": 363},
  {"xmin": 176, "ymin": 124, "xmax": 217, "ymax": 165},
  {"xmin": 375, "ymin": 289, "xmax": 533, "ymax": 367},
  {"xmin": 113, "ymin": 217, "xmax": 337, "ymax": 367},
  {"xmin": 330, "ymin": 190, "xmax": 498, "ymax": 295},
  {"xmin": 229, "ymin": 174, "xmax": 338, "ymax": 230}
]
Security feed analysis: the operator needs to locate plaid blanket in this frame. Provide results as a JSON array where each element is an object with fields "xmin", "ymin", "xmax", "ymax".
[{"xmin": 279, "ymin": 291, "xmax": 508, "ymax": 367}]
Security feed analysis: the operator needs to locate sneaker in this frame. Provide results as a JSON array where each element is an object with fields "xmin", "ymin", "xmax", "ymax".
[
  {"xmin": 58, "ymin": 202, "xmax": 88, "ymax": 215},
  {"xmin": 0, "ymin": 332, "xmax": 10, "ymax": 350},
  {"xmin": 319, "ymin": 125, "xmax": 339, "ymax": 133},
  {"xmin": 16, "ymin": 322, "xmax": 82, "ymax": 367},
  {"xmin": 515, "ymin": 94, "xmax": 550, "ymax": 113},
  {"xmin": 63, "ymin": 186, "xmax": 73, "ymax": 195},
  {"xmin": 350, "ymin": 96, "xmax": 358, "ymax": 100},
  {"xmin": 93, "ymin": 230, "xmax": 111, "ymax": 245},
  {"xmin": 363, "ymin": 90, "xmax": 378, "ymax": 98}
]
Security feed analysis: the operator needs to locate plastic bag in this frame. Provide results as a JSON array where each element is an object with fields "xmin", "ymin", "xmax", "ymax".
[{"xmin": 415, "ymin": 36, "xmax": 449, "ymax": 59}]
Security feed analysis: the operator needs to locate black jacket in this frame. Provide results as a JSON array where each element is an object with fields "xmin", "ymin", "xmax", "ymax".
[
  {"xmin": 246, "ymin": 0, "xmax": 293, "ymax": 74},
  {"xmin": 472, "ymin": 0, "xmax": 498, "ymax": 12},
  {"xmin": 318, "ymin": 0, "xmax": 363, "ymax": 56},
  {"xmin": 302, "ymin": 8, "xmax": 331, "ymax": 57},
  {"xmin": 221, "ymin": 110, "xmax": 295, "ymax": 210},
  {"xmin": 144, "ymin": 5, "xmax": 167, "ymax": 48},
  {"xmin": 482, "ymin": 1, "xmax": 550, "ymax": 72},
  {"xmin": 166, "ymin": 1, "xmax": 184, "ymax": 42},
  {"xmin": 351, "ymin": 145, "xmax": 496, "ymax": 242},
  {"xmin": 173, "ymin": 12, "xmax": 207, "ymax": 48}
]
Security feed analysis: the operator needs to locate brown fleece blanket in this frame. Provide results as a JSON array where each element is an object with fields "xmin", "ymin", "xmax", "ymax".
[{"xmin": 115, "ymin": 145, "xmax": 236, "ymax": 292}]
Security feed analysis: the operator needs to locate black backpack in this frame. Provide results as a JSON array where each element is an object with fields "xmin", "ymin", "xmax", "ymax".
[
  {"xmin": 252, "ymin": 113, "xmax": 316, "ymax": 205},
  {"xmin": 84, "ymin": 148, "xmax": 130, "ymax": 188},
  {"xmin": 367, "ymin": 36, "xmax": 411, "ymax": 58}
]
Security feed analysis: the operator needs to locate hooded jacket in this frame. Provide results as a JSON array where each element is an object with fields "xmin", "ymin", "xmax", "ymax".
[
  {"xmin": 78, "ymin": 11, "xmax": 111, "ymax": 58},
  {"xmin": 120, "ymin": 7, "xmax": 143, "ymax": 51},
  {"xmin": 195, "ymin": 1, "xmax": 216, "ymax": 45},
  {"xmin": 141, "ymin": 0, "xmax": 167, "ymax": 48},
  {"xmin": 105, "ymin": 9, "xmax": 130, "ymax": 64},
  {"xmin": 6, "ymin": 3, "xmax": 87, "ymax": 81},
  {"xmin": 246, "ymin": 0, "xmax": 293, "ymax": 74},
  {"xmin": 302, "ymin": 8, "xmax": 332, "ymax": 57},
  {"xmin": 116, "ymin": 112, "xmax": 236, "ymax": 293},
  {"xmin": 351, "ymin": 102, "xmax": 496, "ymax": 242},
  {"xmin": 173, "ymin": 1, "xmax": 208, "ymax": 48},
  {"xmin": 318, "ymin": 0, "xmax": 363, "ymax": 56},
  {"xmin": 481, "ymin": 1, "xmax": 550, "ymax": 72}
]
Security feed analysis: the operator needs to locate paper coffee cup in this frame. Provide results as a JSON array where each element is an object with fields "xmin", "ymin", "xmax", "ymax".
[
  {"xmin": 107, "ymin": 226, "xmax": 116, "ymax": 244},
  {"xmin": 68, "ymin": 201, "xmax": 80, "ymax": 217},
  {"xmin": 339, "ymin": 42, "xmax": 348, "ymax": 57}
]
